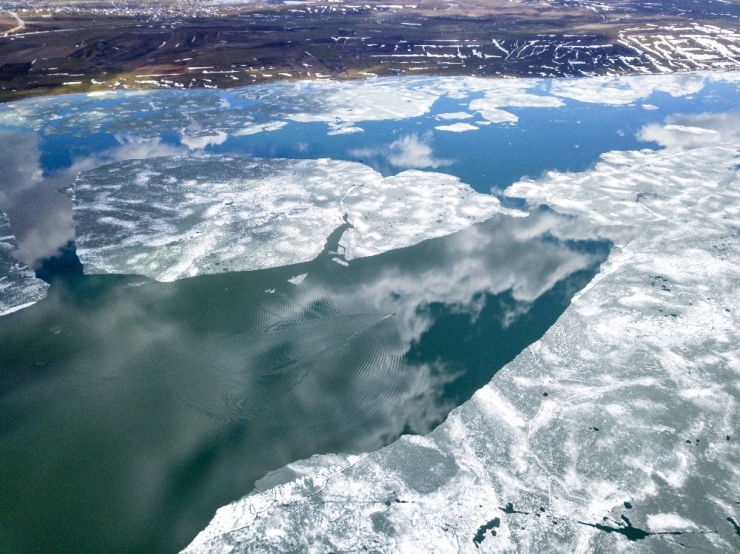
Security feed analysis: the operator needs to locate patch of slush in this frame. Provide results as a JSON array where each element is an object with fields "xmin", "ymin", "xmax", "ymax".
[
  {"xmin": 0, "ymin": 212, "xmax": 48, "ymax": 316},
  {"xmin": 183, "ymin": 131, "xmax": 740, "ymax": 552},
  {"xmin": 73, "ymin": 156, "xmax": 514, "ymax": 281}
]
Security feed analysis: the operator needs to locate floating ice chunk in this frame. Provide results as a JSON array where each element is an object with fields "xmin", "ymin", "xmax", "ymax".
[
  {"xmin": 233, "ymin": 121, "xmax": 287, "ymax": 136},
  {"xmin": 466, "ymin": 102, "xmax": 519, "ymax": 124},
  {"xmin": 460, "ymin": 78, "xmax": 564, "ymax": 124},
  {"xmin": 5, "ymin": 74, "xmax": 740, "ymax": 141},
  {"xmin": 185, "ymin": 129, "xmax": 740, "ymax": 553},
  {"xmin": 287, "ymin": 273, "xmax": 307, "ymax": 284},
  {"xmin": 0, "ymin": 212, "xmax": 48, "ymax": 316},
  {"xmin": 340, "ymin": 170, "xmax": 515, "ymax": 261},
  {"xmin": 435, "ymin": 112, "xmax": 474, "ymax": 120},
  {"xmin": 74, "ymin": 156, "xmax": 514, "ymax": 281},
  {"xmin": 327, "ymin": 120, "xmax": 364, "ymax": 135},
  {"xmin": 264, "ymin": 79, "xmax": 442, "ymax": 125},
  {"xmin": 639, "ymin": 111, "xmax": 740, "ymax": 150},
  {"xmin": 434, "ymin": 122, "xmax": 479, "ymax": 132}
]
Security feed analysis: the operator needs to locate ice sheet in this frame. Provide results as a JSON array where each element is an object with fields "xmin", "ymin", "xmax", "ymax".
[
  {"xmin": 0, "ymin": 212, "xmax": 48, "ymax": 316},
  {"xmin": 183, "ymin": 125, "xmax": 740, "ymax": 553},
  {"xmin": 73, "ymin": 156, "xmax": 514, "ymax": 281}
]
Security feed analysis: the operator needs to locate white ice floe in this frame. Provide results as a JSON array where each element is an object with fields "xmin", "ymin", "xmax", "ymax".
[
  {"xmin": 435, "ymin": 112, "xmax": 474, "ymax": 120},
  {"xmin": 287, "ymin": 273, "xmax": 307, "ymax": 285},
  {"xmin": 232, "ymin": 121, "xmax": 287, "ymax": 136},
  {"xmin": 255, "ymin": 79, "xmax": 443, "ymax": 126},
  {"xmin": 461, "ymin": 78, "xmax": 565, "ymax": 124},
  {"xmin": 73, "ymin": 156, "xmax": 514, "ymax": 281},
  {"xmin": 0, "ymin": 212, "xmax": 48, "ymax": 316},
  {"xmin": 434, "ymin": 122, "xmax": 479, "ymax": 132},
  {"xmin": 183, "ymin": 121, "xmax": 740, "ymax": 553}
]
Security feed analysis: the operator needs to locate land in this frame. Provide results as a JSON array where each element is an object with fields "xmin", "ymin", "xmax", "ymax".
[{"xmin": 0, "ymin": 0, "xmax": 740, "ymax": 102}]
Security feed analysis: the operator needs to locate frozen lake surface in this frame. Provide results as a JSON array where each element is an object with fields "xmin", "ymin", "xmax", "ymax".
[{"xmin": 0, "ymin": 73, "xmax": 739, "ymax": 553}]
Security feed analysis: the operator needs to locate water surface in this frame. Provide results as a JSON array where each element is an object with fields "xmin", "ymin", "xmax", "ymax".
[{"xmin": 0, "ymin": 211, "xmax": 607, "ymax": 554}]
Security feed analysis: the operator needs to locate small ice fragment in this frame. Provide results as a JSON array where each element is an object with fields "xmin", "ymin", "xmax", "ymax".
[{"xmin": 287, "ymin": 273, "xmax": 307, "ymax": 284}]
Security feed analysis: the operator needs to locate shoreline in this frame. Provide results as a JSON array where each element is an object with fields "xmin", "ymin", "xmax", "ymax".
[{"xmin": 2, "ymin": 0, "xmax": 740, "ymax": 104}]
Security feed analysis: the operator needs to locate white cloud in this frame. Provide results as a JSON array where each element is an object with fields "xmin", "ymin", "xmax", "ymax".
[
  {"xmin": 179, "ymin": 131, "xmax": 229, "ymax": 150},
  {"xmin": 638, "ymin": 111, "xmax": 740, "ymax": 150},
  {"xmin": 233, "ymin": 121, "xmax": 288, "ymax": 136},
  {"xmin": 386, "ymin": 134, "xmax": 452, "ymax": 169},
  {"xmin": 549, "ymin": 73, "xmax": 706, "ymax": 105}
]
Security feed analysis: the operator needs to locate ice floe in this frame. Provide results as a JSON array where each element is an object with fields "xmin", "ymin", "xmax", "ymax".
[
  {"xmin": 435, "ymin": 122, "xmax": 479, "ymax": 133},
  {"xmin": 0, "ymin": 212, "xmax": 48, "ymax": 316},
  {"xmin": 241, "ymin": 79, "xmax": 442, "ymax": 125},
  {"xmin": 183, "ymin": 122, "xmax": 740, "ymax": 553},
  {"xmin": 73, "ymin": 156, "xmax": 514, "ymax": 281}
]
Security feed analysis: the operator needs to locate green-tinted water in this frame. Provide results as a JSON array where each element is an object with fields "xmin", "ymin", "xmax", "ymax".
[{"xmin": 0, "ymin": 212, "xmax": 608, "ymax": 553}]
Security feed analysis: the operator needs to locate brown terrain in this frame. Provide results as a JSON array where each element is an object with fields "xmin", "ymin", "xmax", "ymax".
[{"xmin": 0, "ymin": 0, "xmax": 739, "ymax": 102}]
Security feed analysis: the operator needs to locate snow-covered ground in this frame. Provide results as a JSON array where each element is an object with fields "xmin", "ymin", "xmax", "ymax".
[{"xmin": 182, "ymin": 118, "xmax": 740, "ymax": 552}]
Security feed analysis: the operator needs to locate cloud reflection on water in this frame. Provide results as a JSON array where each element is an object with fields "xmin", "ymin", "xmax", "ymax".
[
  {"xmin": 0, "ymin": 132, "xmax": 186, "ymax": 267},
  {"xmin": 639, "ymin": 111, "xmax": 740, "ymax": 150},
  {"xmin": 349, "ymin": 132, "xmax": 453, "ymax": 170},
  {"xmin": 0, "ymin": 208, "xmax": 608, "ymax": 554}
]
